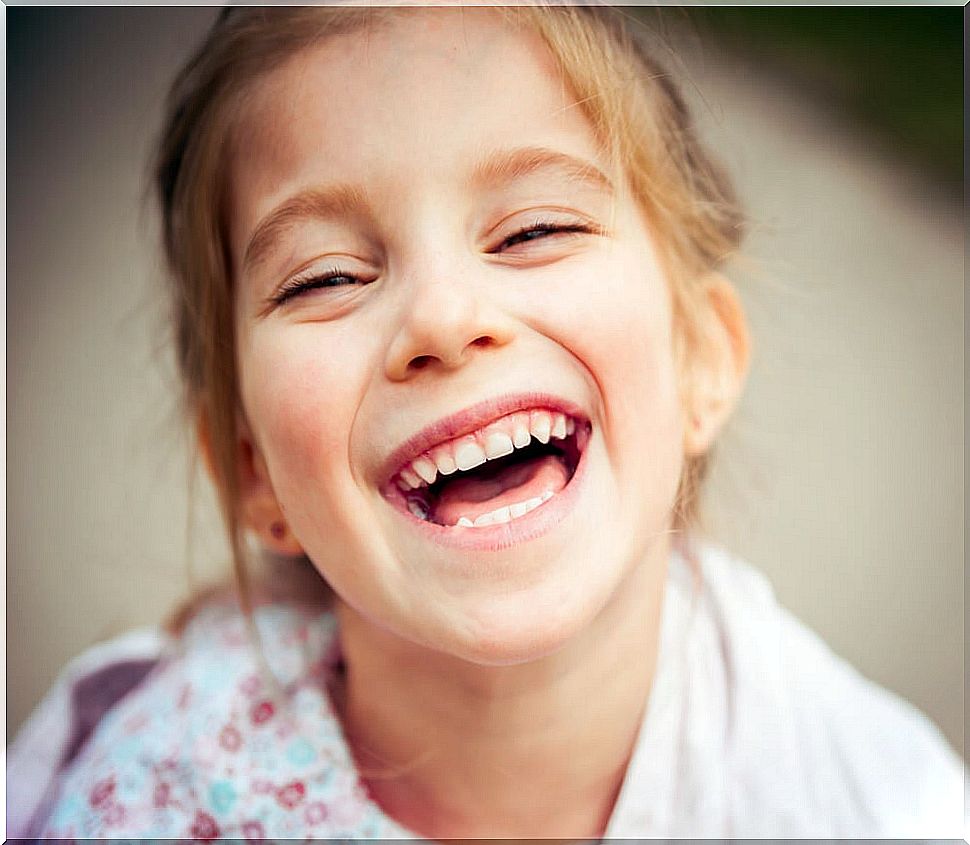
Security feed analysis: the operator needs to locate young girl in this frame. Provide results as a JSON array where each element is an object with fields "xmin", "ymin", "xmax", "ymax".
[{"xmin": 10, "ymin": 5, "xmax": 965, "ymax": 838}]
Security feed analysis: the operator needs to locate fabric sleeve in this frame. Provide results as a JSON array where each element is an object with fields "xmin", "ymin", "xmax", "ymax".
[
  {"xmin": 775, "ymin": 602, "xmax": 967, "ymax": 837},
  {"xmin": 697, "ymin": 544, "xmax": 966, "ymax": 837},
  {"xmin": 7, "ymin": 627, "xmax": 167, "ymax": 838}
]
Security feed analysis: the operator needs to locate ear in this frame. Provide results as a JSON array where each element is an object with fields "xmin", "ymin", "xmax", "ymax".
[
  {"xmin": 681, "ymin": 273, "xmax": 750, "ymax": 457},
  {"xmin": 196, "ymin": 411, "xmax": 305, "ymax": 557}
]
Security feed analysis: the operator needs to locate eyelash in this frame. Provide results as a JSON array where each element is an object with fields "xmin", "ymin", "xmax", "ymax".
[
  {"xmin": 494, "ymin": 219, "xmax": 594, "ymax": 252},
  {"xmin": 272, "ymin": 265, "xmax": 358, "ymax": 307},
  {"xmin": 270, "ymin": 220, "xmax": 595, "ymax": 306}
]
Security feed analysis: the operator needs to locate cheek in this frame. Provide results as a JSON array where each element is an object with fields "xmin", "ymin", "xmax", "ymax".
[
  {"xmin": 520, "ymin": 251, "xmax": 685, "ymax": 506},
  {"xmin": 600, "ymin": 292, "xmax": 682, "ymax": 428},
  {"xmin": 524, "ymin": 251, "xmax": 683, "ymax": 428},
  {"xmin": 240, "ymin": 327, "xmax": 362, "ymax": 493},
  {"xmin": 594, "ymin": 280, "xmax": 685, "ymax": 500}
]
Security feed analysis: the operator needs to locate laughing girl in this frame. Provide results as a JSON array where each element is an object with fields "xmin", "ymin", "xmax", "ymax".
[{"xmin": 15, "ymin": 6, "xmax": 965, "ymax": 838}]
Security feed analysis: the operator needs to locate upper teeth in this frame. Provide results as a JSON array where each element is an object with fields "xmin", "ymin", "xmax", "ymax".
[{"xmin": 396, "ymin": 409, "xmax": 577, "ymax": 491}]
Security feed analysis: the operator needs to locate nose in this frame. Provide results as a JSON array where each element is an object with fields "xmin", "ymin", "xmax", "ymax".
[{"xmin": 383, "ymin": 270, "xmax": 515, "ymax": 382}]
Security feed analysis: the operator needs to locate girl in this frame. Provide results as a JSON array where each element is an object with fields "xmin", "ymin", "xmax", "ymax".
[{"xmin": 11, "ymin": 5, "xmax": 965, "ymax": 838}]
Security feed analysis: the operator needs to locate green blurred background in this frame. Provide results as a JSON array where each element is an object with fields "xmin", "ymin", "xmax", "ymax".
[{"xmin": 678, "ymin": 7, "xmax": 963, "ymax": 191}]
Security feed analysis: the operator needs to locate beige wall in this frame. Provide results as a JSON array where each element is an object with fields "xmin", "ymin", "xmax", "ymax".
[{"xmin": 8, "ymin": 9, "xmax": 963, "ymax": 761}]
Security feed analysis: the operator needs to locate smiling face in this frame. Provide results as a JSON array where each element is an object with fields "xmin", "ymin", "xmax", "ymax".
[{"xmin": 228, "ymin": 9, "xmax": 690, "ymax": 665}]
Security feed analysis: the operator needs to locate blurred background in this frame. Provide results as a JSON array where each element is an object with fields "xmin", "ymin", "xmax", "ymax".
[{"xmin": 7, "ymin": 7, "xmax": 964, "ymax": 760}]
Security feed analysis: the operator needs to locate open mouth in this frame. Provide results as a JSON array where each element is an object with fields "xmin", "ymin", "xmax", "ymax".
[{"xmin": 386, "ymin": 408, "xmax": 590, "ymax": 529}]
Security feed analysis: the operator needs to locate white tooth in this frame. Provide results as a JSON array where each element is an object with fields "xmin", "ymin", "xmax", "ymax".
[
  {"xmin": 464, "ymin": 496, "xmax": 547, "ymax": 528},
  {"xmin": 565, "ymin": 417, "xmax": 576, "ymax": 436},
  {"xmin": 531, "ymin": 412, "xmax": 552, "ymax": 444},
  {"xmin": 469, "ymin": 504, "xmax": 513, "ymax": 526},
  {"xmin": 512, "ymin": 422, "xmax": 531, "ymax": 449},
  {"xmin": 540, "ymin": 490, "xmax": 554, "ymax": 502},
  {"xmin": 407, "ymin": 498, "xmax": 429, "ymax": 520},
  {"xmin": 484, "ymin": 432, "xmax": 514, "ymax": 460},
  {"xmin": 522, "ymin": 496, "xmax": 544, "ymax": 513},
  {"xmin": 455, "ymin": 441, "xmax": 487, "ymax": 472},
  {"xmin": 412, "ymin": 457, "xmax": 438, "ymax": 485},
  {"xmin": 396, "ymin": 478, "xmax": 413, "ymax": 493},
  {"xmin": 432, "ymin": 448, "xmax": 458, "ymax": 475},
  {"xmin": 401, "ymin": 468, "xmax": 423, "ymax": 489},
  {"xmin": 551, "ymin": 414, "xmax": 567, "ymax": 440},
  {"xmin": 490, "ymin": 505, "xmax": 512, "ymax": 524}
]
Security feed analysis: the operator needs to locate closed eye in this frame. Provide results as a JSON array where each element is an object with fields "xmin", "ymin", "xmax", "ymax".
[
  {"xmin": 493, "ymin": 220, "xmax": 597, "ymax": 254},
  {"xmin": 271, "ymin": 266, "xmax": 364, "ymax": 307}
]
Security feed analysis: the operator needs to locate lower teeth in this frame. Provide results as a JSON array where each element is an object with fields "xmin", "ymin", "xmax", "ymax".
[
  {"xmin": 407, "ymin": 490, "xmax": 556, "ymax": 526},
  {"xmin": 455, "ymin": 490, "xmax": 554, "ymax": 528}
]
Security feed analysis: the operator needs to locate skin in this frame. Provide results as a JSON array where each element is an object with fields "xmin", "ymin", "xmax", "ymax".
[{"xmin": 226, "ymin": 9, "xmax": 747, "ymax": 838}]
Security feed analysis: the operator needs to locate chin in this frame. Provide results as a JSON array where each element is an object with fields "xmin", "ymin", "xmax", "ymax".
[{"xmin": 430, "ymin": 575, "xmax": 615, "ymax": 667}]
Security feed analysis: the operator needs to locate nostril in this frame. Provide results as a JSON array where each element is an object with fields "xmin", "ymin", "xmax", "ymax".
[{"xmin": 407, "ymin": 336, "xmax": 493, "ymax": 371}]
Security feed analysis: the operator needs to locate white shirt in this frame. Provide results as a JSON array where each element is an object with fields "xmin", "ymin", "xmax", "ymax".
[
  {"xmin": 10, "ymin": 542, "xmax": 966, "ymax": 837},
  {"xmin": 608, "ymin": 543, "xmax": 966, "ymax": 836}
]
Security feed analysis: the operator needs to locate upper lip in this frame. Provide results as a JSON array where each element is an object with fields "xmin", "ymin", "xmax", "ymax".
[{"xmin": 379, "ymin": 392, "xmax": 589, "ymax": 488}]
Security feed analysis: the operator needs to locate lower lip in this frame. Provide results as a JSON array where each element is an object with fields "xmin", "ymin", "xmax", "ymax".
[{"xmin": 384, "ymin": 427, "xmax": 592, "ymax": 552}]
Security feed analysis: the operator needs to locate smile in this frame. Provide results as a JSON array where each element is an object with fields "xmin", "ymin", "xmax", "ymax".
[{"xmin": 381, "ymin": 396, "xmax": 592, "ymax": 540}]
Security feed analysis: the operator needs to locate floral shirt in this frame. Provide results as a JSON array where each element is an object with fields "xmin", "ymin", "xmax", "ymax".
[
  {"xmin": 12, "ymin": 544, "xmax": 967, "ymax": 839},
  {"xmin": 27, "ymin": 603, "xmax": 415, "ymax": 839}
]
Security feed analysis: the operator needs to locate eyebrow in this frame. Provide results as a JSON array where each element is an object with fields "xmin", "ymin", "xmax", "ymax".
[
  {"xmin": 242, "ymin": 184, "xmax": 368, "ymax": 276},
  {"xmin": 241, "ymin": 147, "xmax": 612, "ymax": 276},
  {"xmin": 472, "ymin": 145, "xmax": 614, "ymax": 196}
]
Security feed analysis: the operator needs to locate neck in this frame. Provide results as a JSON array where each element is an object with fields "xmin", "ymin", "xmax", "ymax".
[{"xmin": 332, "ymin": 540, "xmax": 669, "ymax": 839}]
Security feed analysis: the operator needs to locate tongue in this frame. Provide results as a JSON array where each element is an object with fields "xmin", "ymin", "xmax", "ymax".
[{"xmin": 432, "ymin": 454, "xmax": 570, "ymax": 526}]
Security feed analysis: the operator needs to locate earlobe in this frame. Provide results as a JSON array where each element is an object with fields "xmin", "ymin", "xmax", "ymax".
[
  {"xmin": 232, "ymin": 413, "xmax": 306, "ymax": 557},
  {"xmin": 682, "ymin": 274, "xmax": 750, "ymax": 456}
]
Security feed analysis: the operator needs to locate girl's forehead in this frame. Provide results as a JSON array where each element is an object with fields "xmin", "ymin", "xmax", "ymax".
[
  {"xmin": 232, "ymin": 10, "xmax": 588, "ymax": 158},
  {"xmin": 228, "ymin": 9, "xmax": 607, "ymax": 240},
  {"xmin": 242, "ymin": 11, "xmax": 534, "ymax": 110}
]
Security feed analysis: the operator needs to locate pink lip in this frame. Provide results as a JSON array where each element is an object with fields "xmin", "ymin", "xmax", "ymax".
[{"xmin": 379, "ymin": 392, "xmax": 590, "ymax": 489}]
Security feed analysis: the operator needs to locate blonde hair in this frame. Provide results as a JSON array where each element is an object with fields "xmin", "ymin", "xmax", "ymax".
[{"xmin": 154, "ymin": 6, "xmax": 743, "ymax": 621}]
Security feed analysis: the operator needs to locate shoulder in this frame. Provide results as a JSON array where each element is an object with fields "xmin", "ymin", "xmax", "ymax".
[
  {"xmin": 685, "ymin": 541, "xmax": 966, "ymax": 837},
  {"xmin": 8, "ymin": 625, "xmax": 168, "ymax": 838},
  {"xmin": 24, "ymin": 600, "xmax": 400, "ymax": 838}
]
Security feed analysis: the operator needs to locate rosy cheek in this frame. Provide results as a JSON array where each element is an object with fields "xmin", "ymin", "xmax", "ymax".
[
  {"xmin": 558, "ymin": 254, "xmax": 683, "ymax": 487},
  {"xmin": 243, "ymin": 335, "xmax": 355, "ymax": 487}
]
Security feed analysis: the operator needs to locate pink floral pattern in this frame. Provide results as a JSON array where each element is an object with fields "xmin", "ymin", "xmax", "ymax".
[{"xmin": 38, "ymin": 602, "xmax": 418, "ymax": 838}]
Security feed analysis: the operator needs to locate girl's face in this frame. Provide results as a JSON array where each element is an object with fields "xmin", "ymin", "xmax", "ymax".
[{"xmin": 230, "ymin": 10, "xmax": 687, "ymax": 665}]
